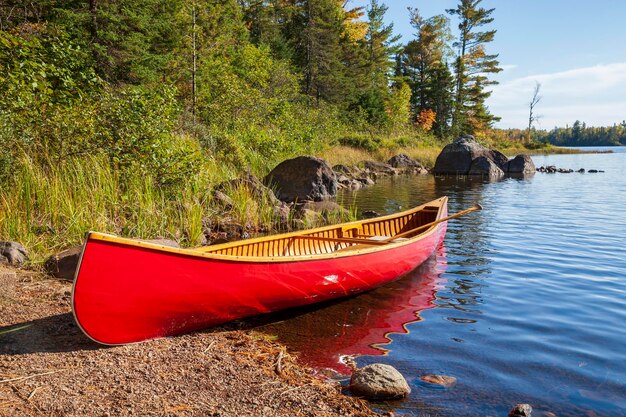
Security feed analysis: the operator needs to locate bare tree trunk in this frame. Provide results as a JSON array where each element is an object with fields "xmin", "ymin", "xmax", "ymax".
[
  {"xmin": 89, "ymin": 0, "xmax": 98, "ymax": 39},
  {"xmin": 527, "ymin": 82, "xmax": 542, "ymax": 143}
]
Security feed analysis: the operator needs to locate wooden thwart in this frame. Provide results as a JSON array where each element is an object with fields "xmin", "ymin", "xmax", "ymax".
[{"xmin": 295, "ymin": 203, "xmax": 482, "ymax": 248}]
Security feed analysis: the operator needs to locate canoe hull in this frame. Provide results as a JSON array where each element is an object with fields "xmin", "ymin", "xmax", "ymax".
[{"xmin": 73, "ymin": 204, "xmax": 447, "ymax": 345}]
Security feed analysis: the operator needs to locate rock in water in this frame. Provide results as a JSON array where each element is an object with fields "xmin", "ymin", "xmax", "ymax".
[
  {"xmin": 490, "ymin": 149, "xmax": 510, "ymax": 171},
  {"xmin": 433, "ymin": 135, "xmax": 500, "ymax": 175},
  {"xmin": 468, "ymin": 156, "xmax": 505, "ymax": 177},
  {"xmin": 265, "ymin": 156, "xmax": 337, "ymax": 203},
  {"xmin": 419, "ymin": 374, "xmax": 457, "ymax": 388},
  {"xmin": 350, "ymin": 364, "xmax": 410, "ymax": 400},
  {"xmin": 387, "ymin": 154, "xmax": 422, "ymax": 169},
  {"xmin": 506, "ymin": 154, "xmax": 536, "ymax": 174},
  {"xmin": 45, "ymin": 245, "xmax": 83, "ymax": 280},
  {"xmin": 0, "ymin": 241, "xmax": 28, "ymax": 266},
  {"xmin": 508, "ymin": 403, "xmax": 533, "ymax": 417}
]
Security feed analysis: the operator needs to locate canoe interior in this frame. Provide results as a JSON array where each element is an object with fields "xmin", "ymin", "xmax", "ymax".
[{"xmin": 198, "ymin": 203, "xmax": 442, "ymax": 258}]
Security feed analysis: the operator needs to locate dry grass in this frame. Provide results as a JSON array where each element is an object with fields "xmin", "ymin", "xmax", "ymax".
[{"xmin": 318, "ymin": 143, "xmax": 442, "ymax": 169}]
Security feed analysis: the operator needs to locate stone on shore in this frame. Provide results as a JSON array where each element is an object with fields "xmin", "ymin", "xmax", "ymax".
[
  {"xmin": 361, "ymin": 160, "xmax": 397, "ymax": 176},
  {"xmin": 44, "ymin": 245, "xmax": 83, "ymax": 280},
  {"xmin": 508, "ymin": 403, "xmax": 533, "ymax": 417},
  {"xmin": 506, "ymin": 154, "xmax": 536, "ymax": 174},
  {"xmin": 265, "ymin": 156, "xmax": 337, "ymax": 203},
  {"xmin": 212, "ymin": 189, "xmax": 234, "ymax": 210},
  {"xmin": 350, "ymin": 363, "xmax": 411, "ymax": 400},
  {"xmin": 0, "ymin": 241, "xmax": 28, "ymax": 266},
  {"xmin": 388, "ymin": 154, "xmax": 428, "ymax": 175},
  {"xmin": 387, "ymin": 153, "xmax": 421, "ymax": 168},
  {"xmin": 45, "ymin": 238, "xmax": 179, "ymax": 281},
  {"xmin": 468, "ymin": 156, "xmax": 505, "ymax": 177}
]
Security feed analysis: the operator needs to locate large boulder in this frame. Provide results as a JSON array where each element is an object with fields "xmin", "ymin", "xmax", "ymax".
[
  {"xmin": 350, "ymin": 363, "xmax": 410, "ymax": 400},
  {"xmin": 0, "ymin": 242, "xmax": 28, "ymax": 266},
  {"xmin": 265, "ymin": 156, "xmax": 337, "ymax": 203},
  {"xmin": 506, "ymin": 154, "xmax": 536, "ymax": 174},
  {"xmin": 490, "ymin": 149, "xmax": 510, "ymax": 171},
  {"xmin": 468, "ymin": 156, "xmax": 505, "ymax": 177},
  {"xmin": 434, "ymin": 135, "xmax": 503, "ymax": 175}
]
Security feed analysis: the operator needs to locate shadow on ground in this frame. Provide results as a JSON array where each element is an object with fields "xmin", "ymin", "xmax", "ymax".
[{"xmin": 0, "ymin": 313, "xmax": 104, "ymax": 355}]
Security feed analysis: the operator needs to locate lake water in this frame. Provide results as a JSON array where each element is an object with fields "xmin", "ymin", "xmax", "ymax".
[{"xmin": 261, "ymin": 147, "xmax": 626, "ymax": 416}]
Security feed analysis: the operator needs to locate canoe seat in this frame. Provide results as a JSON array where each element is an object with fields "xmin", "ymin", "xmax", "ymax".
[{"xmin": 335, "ymin": 236, "xmax": 408, "ymax": 253}]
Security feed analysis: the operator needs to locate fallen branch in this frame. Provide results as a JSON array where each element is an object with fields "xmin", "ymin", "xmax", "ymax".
[
  {"xmin": 0, "ymin": 370, "xmax": 62, "ymax": 384},
  {"xmin": 274, "ymin": 350, "xmax": 284, "ymax": 375},
  {"xmin": 27, "ymin": 386, "xmax": 42, "ymax": 401},
  {"xmin": 279, "ymin": 383, "xmax": 311, "ymax": 396},
  {"xmin": 202, "ymin": 341, "xmax": 216, "ymax": 353}
]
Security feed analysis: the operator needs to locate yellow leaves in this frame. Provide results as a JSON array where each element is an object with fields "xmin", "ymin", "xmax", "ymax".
[
  {"xmin": 415, "ymin": 109, "xmax": 437, "ymax": 132},
  {"xmin": 342, "ymin": 6, "xmax": 367, "ymax": 42}
]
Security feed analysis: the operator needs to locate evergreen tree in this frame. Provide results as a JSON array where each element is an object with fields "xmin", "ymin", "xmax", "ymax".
[
  {"xmin": 447, "ymin": 0, "xmax": 501, "ymax": 136},
  {"xmin": 362, "ymin": 0, "xmax": 401, "ymax": 91},
  {"xmin": 238, "ymin": 0, "xmax": 295, "ymax": 61},
  {"xmin": 400, "ymin": 10, "xmax": 454, "ymax": 137},
  {"xmin": 349, "ymin": 0, "xmax": 401, "ymax": 125}
]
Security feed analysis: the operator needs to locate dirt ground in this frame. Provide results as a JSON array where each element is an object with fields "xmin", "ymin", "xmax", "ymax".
[{"xmin": 0, "ymin": 265, "xmax": 379, "ymax": 417}]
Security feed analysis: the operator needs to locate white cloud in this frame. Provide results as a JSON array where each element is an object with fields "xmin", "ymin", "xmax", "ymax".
[
  {"xmin": 488, "ymin": 63, "xmax": 626, "ymax": 128},
  {"xmin": 499, "ymin": 64, "xmax": 518, "ymax": 72}
]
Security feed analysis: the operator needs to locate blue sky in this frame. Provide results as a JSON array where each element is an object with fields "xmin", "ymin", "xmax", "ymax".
[{"xmin": 350, "ymin": 0, "xmax": 626, "ymax": 129}]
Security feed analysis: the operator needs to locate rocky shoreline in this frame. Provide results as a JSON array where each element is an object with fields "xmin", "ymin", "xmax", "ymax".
[
  {"xmin": 0, "ymin": 265, "xmax": 378, "ymax": 417},
  {"xmin": 1, "ymin": 136, "xmax": 590, "ymax": 416}
]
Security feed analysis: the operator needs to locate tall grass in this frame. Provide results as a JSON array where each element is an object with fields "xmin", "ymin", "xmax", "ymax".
[
  {"xmin": 0, "ymin": 152, "xmax": 355, "ymax": 264},
  {"xmin": 0, "ymin": 155, "xmax": 224, "ymax": 263}
]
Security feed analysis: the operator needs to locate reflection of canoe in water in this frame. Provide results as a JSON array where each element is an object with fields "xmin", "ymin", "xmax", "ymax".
[
  {"xmin": 72, "ymin": 198, "xmax": 449, "ymax": 345},
  {"xmin": 262, "ymin": 246, "xmax": 447, "ymax": 374}
]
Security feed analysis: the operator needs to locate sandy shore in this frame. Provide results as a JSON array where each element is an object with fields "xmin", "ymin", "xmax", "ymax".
[{"xmin": 0, "ymin": 265, "xmax": 379, "ymax": 417}]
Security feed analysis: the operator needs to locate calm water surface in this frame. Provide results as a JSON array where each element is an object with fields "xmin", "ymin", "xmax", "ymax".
[{"xmin": 261, "ymin": 148, "xmax": 626, "ymax": 416}]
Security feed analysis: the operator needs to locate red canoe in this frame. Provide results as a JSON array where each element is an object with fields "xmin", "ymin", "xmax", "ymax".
[{"xmin": 72, "ymin": 197, "xmax": 449, "ymax": 345}]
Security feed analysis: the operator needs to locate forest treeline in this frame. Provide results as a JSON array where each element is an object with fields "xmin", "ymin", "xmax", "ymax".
[
  {"xmin": 494, "ymin": 120, "xmax": 626, "ymax": 148},
  {"xmin": 0, "ymin": 0, "xmax": 550, "ymax": 256},
  {"xmin": 0, "ymin": 0, "xmax": 507, "ymax": 184},
  {"xmin": 538, "ymin": 121, "xmax": 626, "ymax": 147}
]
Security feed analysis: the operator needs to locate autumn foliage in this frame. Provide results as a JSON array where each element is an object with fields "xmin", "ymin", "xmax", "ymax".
[{"xmin": 415, "ymin": 109, "xmax": 437, "ymax": 132}]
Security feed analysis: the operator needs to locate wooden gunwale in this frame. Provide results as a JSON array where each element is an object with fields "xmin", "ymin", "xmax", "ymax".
[{"xmin": 86, "ymin": 197, "xmax": 448, "ymax": 263}]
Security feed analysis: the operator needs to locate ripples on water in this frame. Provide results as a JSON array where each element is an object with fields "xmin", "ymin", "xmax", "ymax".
[{"xmin": 261, "ymin": 148, "xmax": 626, "ymax": 416}]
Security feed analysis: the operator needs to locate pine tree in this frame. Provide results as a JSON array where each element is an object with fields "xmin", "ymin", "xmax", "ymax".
[
  {"xmin": 447, "ymin": 0, "xmax": 501, "ymax": 136},
  {"xmin": 348, "ymin": 0, "xmax": 401, "ymax": 125},
  {"xmin": 362, "ymin": 0, "xmax": 401, "ymax": 91},
  {"xmin": 400, "ymin": 10, "xmax": 454, "ymax": 137},
  {"xmin": 288, "ymin": 0, "xmax": 347, "ymax": 104}
]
